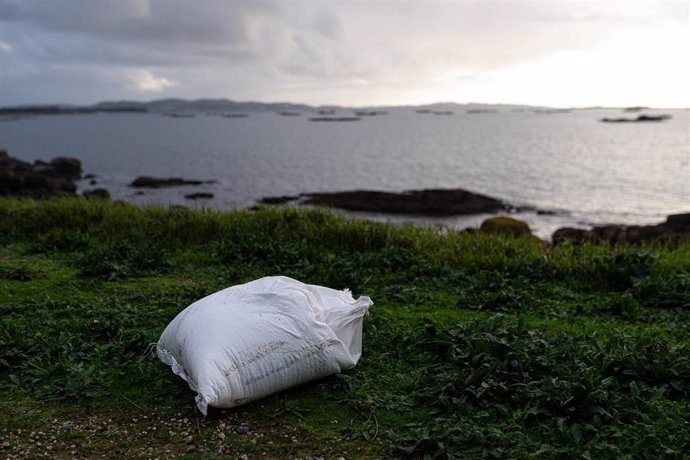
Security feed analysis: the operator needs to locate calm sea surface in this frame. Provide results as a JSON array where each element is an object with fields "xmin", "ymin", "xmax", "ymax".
[{"xmin": 1, "ymin": 108, "xmax": 688, "ymax": 239}]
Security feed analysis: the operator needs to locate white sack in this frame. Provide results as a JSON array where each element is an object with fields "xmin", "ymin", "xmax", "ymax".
[{"xmin": 157, "ymin": 276, "xmax": 372, "ymax": 414}]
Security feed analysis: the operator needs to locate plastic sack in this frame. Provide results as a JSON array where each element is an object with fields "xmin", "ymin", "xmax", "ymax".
[{"xmin": 157, "ymin": 276, "xmax": 372, "ymax": 414}]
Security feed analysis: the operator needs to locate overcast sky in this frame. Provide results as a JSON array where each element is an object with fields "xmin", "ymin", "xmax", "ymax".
[{"xmin": 0, "ymin": 0, "xmax": 688, "ymax": 107}]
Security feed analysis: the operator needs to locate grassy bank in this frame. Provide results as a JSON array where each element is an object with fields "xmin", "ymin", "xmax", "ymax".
[{"xmin": 1, "ymin": 198, "xmax": 689, "ymax": 459}]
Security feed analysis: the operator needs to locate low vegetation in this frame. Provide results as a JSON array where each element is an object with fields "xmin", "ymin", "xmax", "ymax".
[{"xmin": 1, "ymin": 198, "xmax": 688, "ymax": 458}]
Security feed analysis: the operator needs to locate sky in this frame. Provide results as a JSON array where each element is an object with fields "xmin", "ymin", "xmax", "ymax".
[{"xmin": 0, "ymin": 0, "xmax": 688, "ymax": 108}]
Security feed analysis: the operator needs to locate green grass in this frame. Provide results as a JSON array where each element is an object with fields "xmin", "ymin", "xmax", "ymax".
[{"xmin": 0, "ymin": 198, "xmax": 688, "ymax": 458}]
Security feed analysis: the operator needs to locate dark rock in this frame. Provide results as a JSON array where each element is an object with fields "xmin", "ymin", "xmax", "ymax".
[
  {"xmin": 625, "ymin": 224, "xmax": 666, "ymax": 243},
  {"xmin": 89, "ymin": 179, "xmax": 97, "ymax": 185},
  {"xmin": 309, "ymin": 117, "xmax": 361, "ymax": 122},
  {"xmin": 0, "ymin": 174, "xmax": 24, "ymax": 190},
  {"xmin": 258, "ymin": 195, "xmax": 298, "ymax": 205},
  {"xmin": 480, "ymin": 216, "xmax": 531, "ymax": 237},
  {"xmin": 49, "ymin": 157, "xmax": 82, "ymax": 180},
  {"xmin": 25, "ymin": 174, "xmax": 49, "ymax": 188},
  {"xmin": 184, "ymin": 192, "xmax": 213, "ymax": 199},
  {"xmin": 0, "ymin": 150, "xmax": 82, "ymax": 198},
  {"xmin": 129, "ymin": 176, "xmax": 216, "ymax": 188},
  {"xmin": 82, "ymin": 188, "xmax": 110, "ymax": 200},
  {"xmin": 601, "ymin": 114, "xmax": 672, "ymax": 123},
  {"xmin": 552, "ymin": 227, "xmax": 587, "ymax": 245},
  {"xmin": 296, "ymin": 188, "xmax": 508, "ymax": 216},
  {"xmin": 59, "ymin": 179, "xmax": 77, "ymax": 192},
  {"xmin": 637, "ymin": 114, "xmax": 672, "ymax": 122},
  {"xmin": 536, "ymin": 209, "xmax": 568, "ymax": 216},
  {"xmin": 1, "ymin": 155, "xmax": 31, "ymax": 173},
  {"xmin": 552, "ymin": 213, "xmax": 690, "ymax": 245},
  {"xmin": 666, "ymin": 213, "xmax": 690, "ymax": 229},
  {"xmin": 590, "ymin": 225, "xmax": 627, "ymax": 244}
]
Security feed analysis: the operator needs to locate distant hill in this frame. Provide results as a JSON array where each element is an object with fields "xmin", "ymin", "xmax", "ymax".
[
  {"xmin": 93, "ymin": 98, "xmax": 314, "ymax": 113},
  {"xmin": 0, "ymin": 98, "xmax": 556, "ymax": 115},
  {"xmin": 406, "ymin": 102, "xmax": 550, "ymax": 111}
]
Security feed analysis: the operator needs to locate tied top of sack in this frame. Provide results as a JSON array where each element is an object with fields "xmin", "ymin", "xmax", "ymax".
[{"xmin": 157, "ymin": 276, "xmax": 373, "ymax": 414}]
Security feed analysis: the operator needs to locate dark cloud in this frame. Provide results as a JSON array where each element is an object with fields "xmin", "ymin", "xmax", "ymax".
[
  {"xmin": 0, "ymin": 0, "xmax": 687, "ymax": 106},
  {"xmin": 0, "ymin": 0, "xmax": 270, "ymax": 45},
  {"xmin": 0, "ymin": 0, "xmax": 275, "ymax": 62}
]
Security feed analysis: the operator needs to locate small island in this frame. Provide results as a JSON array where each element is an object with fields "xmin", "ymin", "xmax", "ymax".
[
  {"xmin": 129, "ymin": 176, "xmax": 216, "ymax": 188},
  {"xmin": 259, "ymin": 188, "xmax": 511, "ymax": 215},
  {"xmin": 601, "ymin": 114, "xmax": 672, "ymax": 123}
]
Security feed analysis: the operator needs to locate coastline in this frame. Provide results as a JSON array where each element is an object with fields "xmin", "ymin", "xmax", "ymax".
[
  {"xmin": 2, "ymin": 109, "xmax": 688, "ymax": 240},
  {"xmin": 3, "ymin": 148, "xmax": 689, "ymax": 243}
]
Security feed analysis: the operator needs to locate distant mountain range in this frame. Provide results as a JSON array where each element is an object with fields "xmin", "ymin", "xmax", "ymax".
[
  {"xmin": 0, "ymin": 98, "xmax": 555, "ymax": 115},
  {"xmin": 92, "ymin": 98, "xmax": 314, "ymax": 113}
]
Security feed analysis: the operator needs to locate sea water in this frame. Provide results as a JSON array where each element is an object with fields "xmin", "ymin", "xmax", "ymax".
[{"xmin": 1, "ymin": 108, "xmax": 688, "ymax": 239}]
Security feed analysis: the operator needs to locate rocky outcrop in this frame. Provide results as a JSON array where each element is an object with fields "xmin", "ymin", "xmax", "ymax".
[
  {"xmin": 35, "ymin": 156, "xmax": 82, "ymax": 180},
  {"xmin": 551, "ymin": 227, "xmax": 587, "ymax": 244},
  {"xmin": 184, "ymin": 192, "xmax": 213, "ymax": 199},
  {"xmin": 480, "ymin": 216, "xmax": 531, "ymax": 237},
  {"xmin": 260, "ymin": 188, "xmax": 510, "ymax": 216},
  {"xmin": 303, "ymin": 189, "xmax": 508, "ymax": 215},
  {"xmin": 553, "ymin": 213, "xmax": 690, "ymax": 245},
  {"xmin": 308, "ymin": 117, "xmax": 361, "ymax": 122},
  {"xmin": 82, "ymin": 188, "xmax": 111, "ymax": 200},
  {"xmin": 600, "ymin": 114, "xmax": 672, "ymax": 123},
  {"xmin": 0, "ymin": 149, "xmax": 82, "ymax": 198},
  {"xmin": 258, "ymin": 195, "xmax": 299, "ymax": 205},
  {"xmin": 129, "ymin": 176, "xmax": 216, "ymax": 188}
]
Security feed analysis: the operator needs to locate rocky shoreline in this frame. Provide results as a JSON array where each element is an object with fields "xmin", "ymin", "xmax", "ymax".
[
  {"xmin": 0, "ymin": 149, "xmax": 110, "ymax": 200},
  {"xmin": 1, "ymin": 149, "xmax": 81, "ymax": 198},
  {"xmin": 552, "ymin": 214, "xmax": 690, "ymax": 245},
  {"xmin": 1, "ymin": 150, "xmax": 688, "ymax": 244},
  {"xmin": 257, "ymin": 189, "xmax": 689, "ymax": 244},
  {"xmin": 259, "ymin": 188, "xmax": 512, "ymax": 216}
]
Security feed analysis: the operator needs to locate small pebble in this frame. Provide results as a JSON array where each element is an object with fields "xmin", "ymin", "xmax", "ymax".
[
  {"xmin": 236, "ymin": 425, "xmax": 250, "ymax": 434},
  {"xmin": 185, "ymin": 435, "xmax": 193, "ymax": 444}
]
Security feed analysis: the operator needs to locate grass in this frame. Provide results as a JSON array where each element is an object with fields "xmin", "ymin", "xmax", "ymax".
[{"xmin": 0, "ymin": 198, "xmax": 688, "ymax": 458}]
